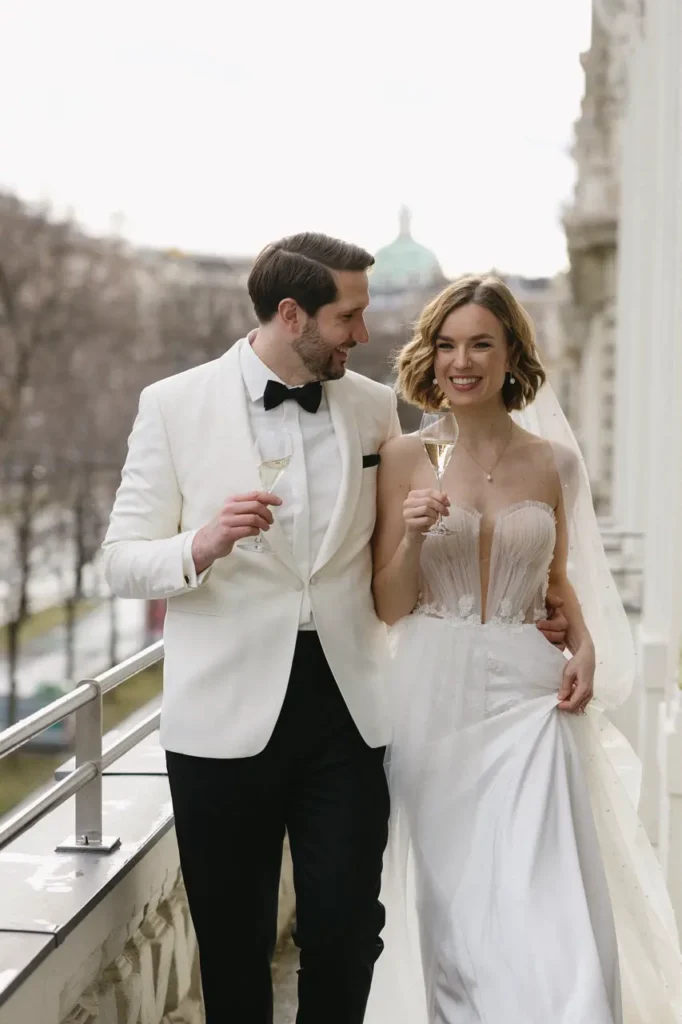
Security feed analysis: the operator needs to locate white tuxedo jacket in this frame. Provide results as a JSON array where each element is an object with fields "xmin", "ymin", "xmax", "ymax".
[{"xmin": 102, "ymin": 340, "xmax": 402, "ymax": 758}]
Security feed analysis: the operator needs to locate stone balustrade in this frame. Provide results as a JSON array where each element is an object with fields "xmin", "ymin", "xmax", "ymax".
[
  {"xmin": 0, "ymin": 729, "xmax": 295, "ymax": 1024},
  {"xmin": 603, "ymin": 528, "xmax": 682, "ymax": 940}
]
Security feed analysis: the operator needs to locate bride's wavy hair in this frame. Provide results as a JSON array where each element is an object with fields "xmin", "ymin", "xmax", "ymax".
[{"xmin": 395, "ymin": 274, "xmax": 546, "ymax": 412}]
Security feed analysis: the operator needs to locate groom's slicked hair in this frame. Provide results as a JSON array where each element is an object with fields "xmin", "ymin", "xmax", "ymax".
[{"xmin": 248, "ymin": 232, "xmax": 375, "ymax": 323}]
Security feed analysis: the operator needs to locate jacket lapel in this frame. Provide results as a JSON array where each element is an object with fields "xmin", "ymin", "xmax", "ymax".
[
  {"xmin": 312, "ymin": 377, "xmax": 362, "ymax": 574},
  {"xmin": 218, "ymin": 342, "xmax": 300, "ymax": 577}
]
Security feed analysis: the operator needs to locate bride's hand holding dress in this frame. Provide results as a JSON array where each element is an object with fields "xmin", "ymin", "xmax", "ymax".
[
  {"xmin": 543, "ymin": 476, "xmax": 596, "ymax": 715},
  {"xmin": 557, "ymin": 642, "xmax": 595, "ymax": 712}
]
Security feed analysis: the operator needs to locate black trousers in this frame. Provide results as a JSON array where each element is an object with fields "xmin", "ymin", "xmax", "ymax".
[{"xmin": 166, "ymin": 632, "xmax": 389, "ymax": 1024}]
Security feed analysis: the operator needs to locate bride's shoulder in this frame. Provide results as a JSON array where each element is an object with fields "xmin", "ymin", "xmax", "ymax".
[
  {"xmin": 512, "ymin": 427, "xmax": 555, "ymax": 464},
  {"xmin": 514, "ymin": 430, "xmax": 578, "ymax": 471},
  {"xmin": 547, "ymin": 441, "xmax": 582, "ymax": 494},
  {"xmin": 511, "ymin": 432, "xmax": 582, "ymax": 506},
  {"xmin": 548, "ymin": 440, "xmax": 581, "ymax": 468},
  {"xmin": 516, "ymin": 434, "xmax": 582, "ymax": 507},
  {"xmin": 378, "ymin": 433, "xmax": 423, "ymax": 488},
  {"xmin": 380, "ymin": 432, "xmax": 423, "ymax": 463}
]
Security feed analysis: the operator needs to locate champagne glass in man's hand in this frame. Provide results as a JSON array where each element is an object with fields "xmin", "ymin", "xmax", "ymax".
[
  {"xmin": 191, "ymin": 429, "xmax": 292, "ymax": 568},
  {"xmin": 241, "ymin": 429, "xmax": 293, "ymax": 552},
  {"xmin": 191, "ymin": 490, "xmax": 283, "ymax": 573}
]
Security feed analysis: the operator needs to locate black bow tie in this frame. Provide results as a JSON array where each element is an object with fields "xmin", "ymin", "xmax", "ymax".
[{"xmin": 263, "ymin": 379, "xmax": 322, "ymax": 414}]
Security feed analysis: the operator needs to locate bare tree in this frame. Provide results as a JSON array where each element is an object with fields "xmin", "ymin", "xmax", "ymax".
[
  {"xmin": 46, "ymin": 241, "xmax": 140, "ymax": 677},
  {"xmin": 0, "ymin": 448, "xmax": 50, "ymax": 726},
  {"xmin": 0, "ymin": 212, "xmax": 259, "ymax": 715},
  {"xmin": 0, "ymin": 194, "xmax": 81, "ymax": 443},
  {"xmin": 136, "ymin": 251, "xmax": 254, "ymax": 377},
  {"xmin": 0, "ymin": 194, "xmax": 142, "ymax": 705}
]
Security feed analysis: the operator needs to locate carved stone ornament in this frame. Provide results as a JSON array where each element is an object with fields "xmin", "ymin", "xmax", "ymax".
[{"xmin": 593, "ymin": 0, "xmax": 645, "ymax": 44}]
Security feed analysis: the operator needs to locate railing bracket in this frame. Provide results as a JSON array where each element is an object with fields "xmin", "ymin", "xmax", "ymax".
[{"xmin": 56, "ymin": 834, "xmax": 121, "ymax": 854}]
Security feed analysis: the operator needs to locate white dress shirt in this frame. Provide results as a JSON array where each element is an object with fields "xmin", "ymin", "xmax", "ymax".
[{"xmin": 237, "ymin": 333, "xmax": 342, "ymax": 627}]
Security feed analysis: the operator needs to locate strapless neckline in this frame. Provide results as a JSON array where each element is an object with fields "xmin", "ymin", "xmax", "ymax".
[
  {"xmin": 417, "ymin": 500, "xmax": 557, "ymax": 627},
  {"xmin": 446, "ymin": 499, "xmax": 555, "ymax": 526}
]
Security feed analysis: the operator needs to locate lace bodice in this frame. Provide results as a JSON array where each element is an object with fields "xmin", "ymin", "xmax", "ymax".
[{"xmin": 415, "ymin": 501, "xmax": 556, "ymax": 627}]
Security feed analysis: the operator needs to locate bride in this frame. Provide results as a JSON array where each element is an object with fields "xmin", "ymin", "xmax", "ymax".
[{"xmin": 366, "ymin": 275, "xmax": 682, "ymax": 1023}]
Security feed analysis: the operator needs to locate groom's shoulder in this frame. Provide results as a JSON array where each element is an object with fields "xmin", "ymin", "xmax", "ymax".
[{"xmin": 142, "ymin": 353, "xmax": 225, "ymax": 404}]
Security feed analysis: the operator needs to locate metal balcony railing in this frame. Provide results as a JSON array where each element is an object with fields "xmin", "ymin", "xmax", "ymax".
[{"xmin": 0, "ymin": 640, "xmax": 164, "ymax": 853}]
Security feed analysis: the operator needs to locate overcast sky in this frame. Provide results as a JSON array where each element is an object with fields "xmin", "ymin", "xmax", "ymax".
[{"xmin": 0, "ymin": 0, "xmax": 592, "ymax": 277}]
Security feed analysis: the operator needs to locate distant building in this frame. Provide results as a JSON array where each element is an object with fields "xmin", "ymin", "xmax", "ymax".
[
  {"xmin": 371, "ymin": 207, "xmax": 448, "ymax": 304},
  {"xmin": 561, "ymin": 9, "xmax": 620, "ymax": 514},
  {"xmin": 133, "ymin": 247, "xmax": 255, "ymax": 374},
  {"xmin": 362, "ymin": 208, "xmax": 449, "ymax": 428},
  {"xmin": 131, "ymin": 230, "xmax": 574, "ymax": 439},
  {"xmin": 504, "ymin": 273, "xmax": 578, "ymax": 429}
]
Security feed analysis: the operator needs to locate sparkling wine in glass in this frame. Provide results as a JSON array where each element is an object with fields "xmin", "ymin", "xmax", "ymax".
[
  {"xmin": 259, "ymin": 454, "xmax": 290, "ymax": 492},
  {"xmin": 419, "ymin": 411, "xmax": 459, "ymax": 535},
  {"xmin": 242, "ymin": 428, "xmax": 293, "ymax": 553}
]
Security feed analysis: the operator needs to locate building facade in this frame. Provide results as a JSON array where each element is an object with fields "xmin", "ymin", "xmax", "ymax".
[
  {"xmin": 563, "ymin": 7, "xmax": 623, "ymax": 513},
  {"xmin": 567, "ymin": 0, "xmax": 682, "ymax": 931},
  {"xmin": 133, "ymin": 247, "xmax": 255, "ymax": 375},
  {"xmin": 358, "ymin": 208, "xmax": 447, "ymax": 429}
]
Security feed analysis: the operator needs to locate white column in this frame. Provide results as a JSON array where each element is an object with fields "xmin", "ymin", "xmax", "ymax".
[
  {"xmin": 635, "ymin": 0, "xmax": 682, "ymax": 847},
  {"xmin": 578, "ymin": 321, "xmax": 604, "ymax": 487},
  {"xmin": 612, "ymin": 33, "xmax": 653, "ymax": 540},
  {"xmin": 657, "ymin": 0, "xmax": 682, "ymax": 921},
  {"xmin": 662, "ymin": 704, "xmax": 682, "ymax": 932},
  {"xmin": 609, "ymin": 27, "xmax": 655, "ymax": 751}
]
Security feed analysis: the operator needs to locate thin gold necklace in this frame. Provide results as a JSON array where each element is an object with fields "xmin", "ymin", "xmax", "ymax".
[{"xmin": 459, "ymin": 420, "xmax": 514, "ymax": 483}]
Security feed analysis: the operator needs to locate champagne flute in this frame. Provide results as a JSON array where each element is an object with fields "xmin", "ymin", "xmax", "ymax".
[
  {"xmin": 419, "ymin": 410, "xmax": 459, "ymax": 535},
  {"xmin": 242, "ymin": 428, "xmax": 293, "ymax": 553}
]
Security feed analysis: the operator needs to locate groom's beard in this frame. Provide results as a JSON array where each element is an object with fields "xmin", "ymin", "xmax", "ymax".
[{"xmin": 292, "ymin": 321, "xmax": 355, "ymax": 381}]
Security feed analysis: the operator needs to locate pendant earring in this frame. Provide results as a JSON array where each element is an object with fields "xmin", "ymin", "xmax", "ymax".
[
  {"xmin": 433, "ymin": 377, "xmax": 438, "ymax": 385},
  {"xmin": 509, "ymin": 373, "xmax": 516, "ymax": 384}
]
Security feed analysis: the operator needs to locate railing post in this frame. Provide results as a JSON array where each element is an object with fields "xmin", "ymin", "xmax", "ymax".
[{"xmin": 56, "ymin": 680, "xmax": 121, "ymax": 854}]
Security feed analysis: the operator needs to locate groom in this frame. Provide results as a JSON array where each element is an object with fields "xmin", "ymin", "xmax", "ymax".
[{"xmin": 102, "ymin": 232, "xmax": 568, "ymax": 1023}]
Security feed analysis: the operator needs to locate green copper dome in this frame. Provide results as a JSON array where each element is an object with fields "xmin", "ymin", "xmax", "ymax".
[{"xmin": 371, "ymin": 207, "xmax": 445, "ymax": 294}]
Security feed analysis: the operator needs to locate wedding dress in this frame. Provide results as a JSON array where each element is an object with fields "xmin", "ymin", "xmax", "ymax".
[{"xmin": 366, "ymin": 392, "xmax": 682, "ymax": 1024}]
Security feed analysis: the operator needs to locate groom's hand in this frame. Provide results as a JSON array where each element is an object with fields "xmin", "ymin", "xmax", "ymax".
[
  {"xmin": 192, "ymin": 491, "xmax": 283, "ymax": 572},
  {"xmin": 536, "ymin": 594, "xmax": 569, "ymax": 650}
]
